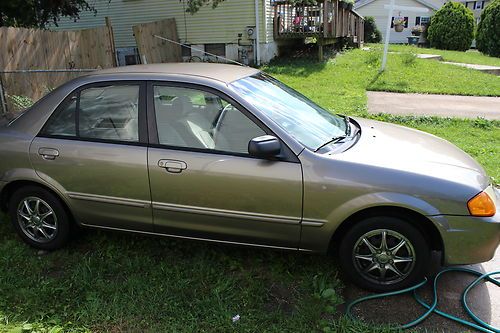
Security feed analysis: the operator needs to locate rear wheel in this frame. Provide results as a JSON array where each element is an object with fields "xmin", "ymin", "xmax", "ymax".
[
  {"xmin": 339, "ymin": 216, "xmax": 430, "ymax": 292},
  {"xmin": 8, "ymin": 186, "xmax": 71, "ymax": 250}
]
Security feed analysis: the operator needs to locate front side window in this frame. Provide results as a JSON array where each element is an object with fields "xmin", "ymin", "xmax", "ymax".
[
  {"xmin": 42, "ymin": 84, "xmax": 140, "ymax": 143},
  {"xmin": 153, "ymin": 85, "xmax": 265, "ymax": 154},
  {"xmin": 230, "ymin": 74, "xmax": 347, "ymax": 150}
]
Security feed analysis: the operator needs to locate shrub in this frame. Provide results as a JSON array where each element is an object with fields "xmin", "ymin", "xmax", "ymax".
[
  {"xmin": 427, "ymin": 2, "xmax": 475, "ymax": 51},
  {"xmin": 401, "ymin": 52, "xmax": 417, "ymax": 66},
  {"xmin": 363, "ymin": 16, "xmax": 382, "ymax": 43},
  {"xmin": 476, "ymin": 0, "xmax": 500, "ymax": 57}
]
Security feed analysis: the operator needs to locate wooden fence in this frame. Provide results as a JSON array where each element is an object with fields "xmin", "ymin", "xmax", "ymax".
[
  {"xmin": 133, "ymin": 18, "xmax": 182, "ymax": 64},
  {"xmin": 0, "ymin": 23, "xmax": 116, "ymax": 114}
]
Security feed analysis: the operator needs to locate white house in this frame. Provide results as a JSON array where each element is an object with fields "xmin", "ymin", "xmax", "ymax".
[
  {"xmin": 460, "ymin": 0, "xmax": 492, "ymax": 23},
  {"xmin": 355, "ymin": 0, "xmax": 443, "ymax": 43}
]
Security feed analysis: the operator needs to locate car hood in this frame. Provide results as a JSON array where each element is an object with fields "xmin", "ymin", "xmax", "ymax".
[{"xmin": 333, "ymin": 118, "xmax": 490, "ymax": 190}]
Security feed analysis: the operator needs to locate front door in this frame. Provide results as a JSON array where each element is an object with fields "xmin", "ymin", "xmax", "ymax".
[
  {"xmin": 30, "ymin": 82, "xmax": 152, "ymax": 231},
  {"xmin": 147, "ymin": 83, "xmax": 303, "ymax": 249}
]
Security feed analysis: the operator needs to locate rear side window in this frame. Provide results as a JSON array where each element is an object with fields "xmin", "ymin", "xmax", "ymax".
[
  {"xmin": 41, "ymin": 84, "xmax": 140, "ymax": 143},
  {"xmin": 41, "ymin": 95, "xmax": 77, "ymax": 136}
]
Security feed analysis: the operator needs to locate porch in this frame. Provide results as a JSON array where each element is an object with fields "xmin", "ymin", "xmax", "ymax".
[{"xmin": 272, "ymin": 0, "xmax": 364, "ymax": 60}]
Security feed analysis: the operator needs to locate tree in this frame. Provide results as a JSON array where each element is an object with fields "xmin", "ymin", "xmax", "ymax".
[
  {"xmin": 184, "ymin": 0, "xmax": 226, "ymax": 14},
  {"xmin": 427, "ymin": 2, "xmax": 475, "ymax": 51},
  {"xmin": 0, "ymin": 0, "xmax": 95, "ymax": 28},
  {"xmin": 476, "ymin": 0, "xmax": 500, "ymax": 57},
  {"xmin": 363, "ymin": 16, "xmax": 382, "ymax": 43}
]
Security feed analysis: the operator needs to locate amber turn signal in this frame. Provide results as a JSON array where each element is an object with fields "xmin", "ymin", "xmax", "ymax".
[{"xmin": 467, "ymin": 191, "xmax": 496, "ymax": 217}]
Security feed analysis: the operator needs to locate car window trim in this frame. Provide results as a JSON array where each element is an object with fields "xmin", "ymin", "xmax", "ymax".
[
  {"xmin": 146, "ymin": 80, "xmax": 299, "ymax": 163},
  {"xmin": 38, "ymin": 80, "xmax": 148, "ymax": 146}
]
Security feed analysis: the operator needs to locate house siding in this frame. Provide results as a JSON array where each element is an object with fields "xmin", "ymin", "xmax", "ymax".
[
  {"xmin": 53, "ymin": 0, "xmax": 273, "ymax": 52},
  {"xmin": 355, "ymin": 0, "xmax": 436, "ymax": 43},
  {"xmin": 460, "ymin": 0, "xmax": 490, "ymax": 20}
]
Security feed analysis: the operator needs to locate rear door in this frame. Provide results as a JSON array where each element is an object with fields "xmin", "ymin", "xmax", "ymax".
[
  {"xmin": 30, "ymin": 81, "xmax": 152, "ymax": 231},
  {"xmin": 147, "ymin": 82, "xmax": 303, "ymax": 249}
]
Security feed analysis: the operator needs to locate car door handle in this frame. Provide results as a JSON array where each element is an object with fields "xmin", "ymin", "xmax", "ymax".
[
  {"xmin": 38, "ymin": 148, "xmax": 60, "ymax": 160},
  {"xmin": 158, "ymin": 159, "xmax": 187, "ymax": 173}
]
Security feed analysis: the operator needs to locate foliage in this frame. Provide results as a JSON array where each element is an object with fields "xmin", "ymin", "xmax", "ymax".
[
  {"xmin": 7, "ymin": 95, "xmax": 34, "ymax": 112},
  {"xmin": 476, "ymin": 0, "xmax": 500, "ymax": 57},
  {"xmin": 401, "ymin": 52, "xmax": 417, "ymax": 66},
  {"xmin": 427, "ymin": 2, "xmax": 475, "ymax": 51},
  {"xmin": 0, "ymin": 0, "xmax": 96, "ymax": 28},
  {"xmin": 411, "ymin": 25, "xmax": 423, "ymax": 33},
  {"xmin": 184, "ymin": 0, "xmax": 227, "ymax": 14},
  {"xmin": 393, "ymin": 17, "xmax": 405, "ymax": 26},
  {"xmin": 364, "ymin": 16, "xmax": 382, "ymax": 43}
]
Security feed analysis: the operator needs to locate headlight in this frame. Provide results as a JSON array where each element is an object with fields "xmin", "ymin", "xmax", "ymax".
[{"xmin": 467, "ymin": 191, "xmax": 496, "ymax": 217}]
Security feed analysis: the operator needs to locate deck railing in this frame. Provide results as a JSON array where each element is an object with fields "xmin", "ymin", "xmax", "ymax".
[{"xmin": 273, "ymin": 0, "xmax": 364, "ymax": 45}]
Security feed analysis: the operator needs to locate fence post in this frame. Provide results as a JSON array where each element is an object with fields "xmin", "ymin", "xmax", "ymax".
[
  {"xmin": 105, "ymin": 17, "xmax": 118, "ymax": 67},
  {"xmin": 0, "ymin": 74, "xmax": 8, "ymax": 115}
]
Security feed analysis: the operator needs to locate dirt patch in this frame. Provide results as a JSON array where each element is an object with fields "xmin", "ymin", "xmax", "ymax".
[{"xmin": 264, "ymin": 282, "xmax": 297, "ymax": 315}]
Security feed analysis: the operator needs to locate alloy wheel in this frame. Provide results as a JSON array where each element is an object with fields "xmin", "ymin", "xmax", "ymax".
[
  {"xmin": 17, "ymin": 196, "xmax": 58, "ymax": 243},
  {"xmin": 352, "ymin": 228, "xmax": 416, "ymax": 285}
]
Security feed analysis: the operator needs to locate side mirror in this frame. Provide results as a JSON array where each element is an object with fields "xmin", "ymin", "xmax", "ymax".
[{"xmin": 248, "ymin": 135, "xmax": 281, "ymax": 159}]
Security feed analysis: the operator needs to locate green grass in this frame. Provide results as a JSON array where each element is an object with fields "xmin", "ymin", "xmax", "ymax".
[
  {"xmin": 1, "ymin": 47, "xmax": 499, "ymax": 332},
  {"xmin": 387, "ymin": 44, "xmax": 500, "ymax": 67},
  {"xmin": 0, "ymin": 220, "xmax": 400, "ymax": 333}
]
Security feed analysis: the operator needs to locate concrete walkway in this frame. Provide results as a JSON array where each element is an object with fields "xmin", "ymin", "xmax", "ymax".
[
  {"xmin": 442, "ymin": 61, "xmax": 500, "ymax": 76},
  {"xmin": 367, "ymin": 91, "xmax": 500, "ymax": 120},
  {"xmin": 343, "ymin": 248, "xmax": 500, "ymax": 332}
]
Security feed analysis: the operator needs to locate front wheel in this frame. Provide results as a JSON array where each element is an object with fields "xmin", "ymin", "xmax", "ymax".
[
  {"xmin": 339, "ymin": 216, "xmax": 430, "ymax": 292},
  {"xmin": 8, "ymin": 186, "xmax": 71, "ymax": 250}
]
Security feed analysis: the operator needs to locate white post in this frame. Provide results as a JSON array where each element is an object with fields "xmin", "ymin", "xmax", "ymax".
[
  {"xmin": 381, "ymin": 0, "xmax": 395, "ymax": 72},
  {"xmin": 381, "ymin": 4, "xmax": 428, "ymax": 72}
]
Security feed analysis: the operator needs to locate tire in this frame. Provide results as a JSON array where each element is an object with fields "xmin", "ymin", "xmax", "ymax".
[
  {"xmin": 8, "ymin": 186, "xmax": 71, "ymax": 250},
  {"xmin": 339, "ymin": 216, "xmax": 430, "ymax": 292}
]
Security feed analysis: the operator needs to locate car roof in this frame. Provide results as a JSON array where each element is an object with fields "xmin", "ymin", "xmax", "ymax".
[{"xmin": 95, "ymin": 63, "xmax": 260, "ymax": 84}]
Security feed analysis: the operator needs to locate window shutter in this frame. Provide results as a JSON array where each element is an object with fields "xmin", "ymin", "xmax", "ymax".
[
  {"xmin": 416, "ymin": 16, "xmax": 421, "ymax": 25},
  {"xmin": 391, "ymin": 16, "xmax": 394, "ymax": 28},
  {"xmin": 404, "ymin": 17, "xmax": 409, "ymax": 28}
]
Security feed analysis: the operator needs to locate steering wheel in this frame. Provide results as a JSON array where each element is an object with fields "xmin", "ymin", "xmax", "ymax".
[{"xmin": 212, "ymin": 104, "xmax": 233, "ymax": 144}]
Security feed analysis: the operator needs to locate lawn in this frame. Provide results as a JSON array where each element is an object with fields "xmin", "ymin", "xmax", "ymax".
[{"xmin": 1, "ymin": 46, "xmax": 499, "ymax": 333}]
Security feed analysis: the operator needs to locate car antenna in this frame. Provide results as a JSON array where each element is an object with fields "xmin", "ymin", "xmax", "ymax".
[{"xmin": 153, "ymin": 35, "xmax": 248, "ymax": 67}]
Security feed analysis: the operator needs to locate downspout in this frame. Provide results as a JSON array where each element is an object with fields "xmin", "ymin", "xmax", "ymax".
[{"xmin": 254, "ymin": 0, "xmax": 261, "ymax": 66}]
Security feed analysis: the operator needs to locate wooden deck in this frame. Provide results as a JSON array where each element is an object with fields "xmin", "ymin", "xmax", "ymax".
[{"xmin": 273, "ymin": 0, "xmax": 364, "ymax": 60}]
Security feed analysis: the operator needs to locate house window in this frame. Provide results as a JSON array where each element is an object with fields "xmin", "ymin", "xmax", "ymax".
[
  {"xmin": 181, "ymin": 44, "xmax": 192, "ymax": 57},
  {"xmin": 416, "ymin": 16, "xmax": 430, "ymax": 26},
  {"xmin": 391, "ymin": 17, "xmax": 409, "ymax": 28},
  {"xmin": 204, "ymin": 43, "xmax": 226, "ymax": 57},
  {"xmin": 474, "ymin": 1, "xmax": 485, "ymax": 9}
]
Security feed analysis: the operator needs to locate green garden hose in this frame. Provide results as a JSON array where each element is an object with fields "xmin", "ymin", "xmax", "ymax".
[{"xmin": 346, "ymin": 267, "xmax": 500, "ymax": 332}]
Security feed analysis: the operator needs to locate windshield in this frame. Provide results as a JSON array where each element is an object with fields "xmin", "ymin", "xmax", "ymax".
[{"xmin": 230, "ymin": 73, "xmax": 347, "ymax": 150}]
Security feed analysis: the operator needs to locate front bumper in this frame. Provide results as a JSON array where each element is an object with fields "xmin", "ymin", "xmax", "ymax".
[{"xmin": 430, "ymin": 187, "xmax": 500, "ymax": 265}]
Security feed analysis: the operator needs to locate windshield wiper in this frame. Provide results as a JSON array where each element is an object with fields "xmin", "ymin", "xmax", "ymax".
[
  {"xmin": 344, "ymin": 115, "xmax": 351, "ymax": 136},
  {"xmin": 314, "ymin": 135, "xmax": 347, "ymax": 152}
]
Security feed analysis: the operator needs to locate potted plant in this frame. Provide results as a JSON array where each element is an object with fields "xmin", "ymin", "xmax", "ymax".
[
  {"xmin": 411, "ymin": 24, "xmax": 423, "ymax": 36},
  {"xmin": 393, "ymin": 17, "xmax": 405, "ymax": 32},
  {"xmin": 344, "ymin": 0, "xmax": 354, "ymax": 10}
]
